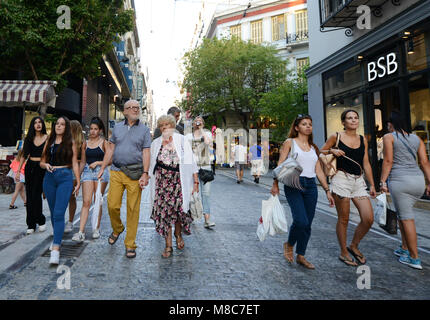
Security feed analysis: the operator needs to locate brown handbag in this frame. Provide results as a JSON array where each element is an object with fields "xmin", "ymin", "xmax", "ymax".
[{"xmin": 319, "ymin": 132, "xmax": 340, "ymax": 178}]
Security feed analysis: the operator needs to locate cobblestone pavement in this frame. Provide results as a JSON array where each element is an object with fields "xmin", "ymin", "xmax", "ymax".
[{"xmin": 0, "ymin": 171, "xmax": 429, "ymax": 300}]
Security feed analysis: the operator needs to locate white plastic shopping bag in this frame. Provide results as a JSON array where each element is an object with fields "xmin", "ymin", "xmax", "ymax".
[
  {"xmin": 257, "ymin": 194, "xmax": 288, "ymax": 241},
  {"xmin": 190, "ymin": 191, "xmax": 203, "ymax": 220},
  {"xmin": 272, "ymin": 195, "xmax": 288, "ymax": 234},
  {"xmin": 256, "ymin": 216, "xmax": 266, "ymax": 241},
  {"xmin": 91, "ymin": 179, "xmax": 103, "ymax": 232},
  {"xmin": 374, "ymin": 193, "xmax": 387, "ymax": 225}
]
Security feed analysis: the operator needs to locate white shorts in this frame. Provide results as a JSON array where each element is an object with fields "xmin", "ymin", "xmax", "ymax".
[
  {"xmin": 330, "ymin": 170, "xmax": 369, "ymax": 199},
  {"xmin": 251, "ymin": 159, "xmax": 264, "ymax": 175}
]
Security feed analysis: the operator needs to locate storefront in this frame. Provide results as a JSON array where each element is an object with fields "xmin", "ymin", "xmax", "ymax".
[{"xmin": 318, "ymin": 18, "xmax": 430, "ymax": 184}]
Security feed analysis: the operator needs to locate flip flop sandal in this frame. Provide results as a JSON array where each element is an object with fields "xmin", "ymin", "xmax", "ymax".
[
  {"xmin": 125, "ymin": 248, "xmax": 136, "ymax": 259},
  {"xmin": 175, "ymin": 234, "xmax": 185, "ymax": 250},
  {"xmin": 108, "ymin": 230, "xmax": 123, "ymax": 245},
  {"xmin": 339, "ymin": 255, "xmax": 358, "ymax": 267},
  {"xmin": 347, "ymin": 247, "xmax": 366, "ymax": 265},
  {"xmin": 9, "ymin": 205, "xmax": 18, "ymax": 209},
  {"xmin": 161, "ymin": 247, "xmax": 173, "ymax": 258}
]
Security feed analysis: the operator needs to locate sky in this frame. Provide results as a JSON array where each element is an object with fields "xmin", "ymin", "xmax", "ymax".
[
  {"xmin": 135, "ymin": 0, "xmax": 204, "ymax": 118},
  {"xmin": 134, "ymin": 0, "xmax": 252, "ymax": 119}
]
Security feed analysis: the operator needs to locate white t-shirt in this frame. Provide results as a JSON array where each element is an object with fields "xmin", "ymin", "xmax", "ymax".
[{"xmin": 234, "ymin": 144, "xmax": 247, "ymax": 163}]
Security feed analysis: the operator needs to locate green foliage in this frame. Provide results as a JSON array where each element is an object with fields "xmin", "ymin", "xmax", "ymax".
[
  {"xmin": 0, "ymin": 0, "xmax": 134, "ymax": 92},
  {"xmin": 181, "ymin": 37, "xmax": 289, "ymax": 129},
  {"xmin": 259, "ymin": 65, "xmax": 309, "ymax": 143}
]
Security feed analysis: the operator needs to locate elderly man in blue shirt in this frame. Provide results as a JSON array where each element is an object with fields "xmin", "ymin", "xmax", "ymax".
[{"xmin": 98, "ymin": 99, "xmax": 151, "ymax": 259}]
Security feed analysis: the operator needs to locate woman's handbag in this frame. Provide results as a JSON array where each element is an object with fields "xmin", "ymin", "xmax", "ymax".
[
  {"xmin": 272, "ymin": 139, "xmax": 303, "ymax": 190},
  {"xmin": 120, "ymin": 163, "xmax": 143, "ymax": 180},
  {"xmin": 379, "ymin": 198, "xmax": 398, "ymax": 235},
  {"xmin": 319, "ymin": 132, "xmax": 340, "ymax": 178},
  {"xmin": 198, "ymin": 168, "xmax": 214, "ymax": 184},
  {"xmin": 189, "ymin": 192, "xmax": 203, "ymax": 220}
]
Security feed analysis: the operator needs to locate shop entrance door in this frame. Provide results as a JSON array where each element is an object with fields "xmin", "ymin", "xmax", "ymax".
[{"xmin": 368, "ymin": 85, "xmax": 401, "ymax": 187}]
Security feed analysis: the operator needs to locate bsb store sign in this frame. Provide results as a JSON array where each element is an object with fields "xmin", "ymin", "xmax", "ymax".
[{"xmin": 367, "ymin": 52, "xmax": 398, "ymax": 82}]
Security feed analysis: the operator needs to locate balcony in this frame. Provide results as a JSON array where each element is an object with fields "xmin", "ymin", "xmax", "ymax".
[
  {"xmin": 319, "ymin": 0, "xmax": 399, "ymax": 31},
  {"xmin": 286, "ymin": 31, "xmax": 309, "ymax": 44}
]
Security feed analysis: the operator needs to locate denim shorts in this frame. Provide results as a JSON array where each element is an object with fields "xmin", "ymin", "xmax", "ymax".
[{"xmin": 81, "ymin": 163, "xmax": 110, "ymax": 182}]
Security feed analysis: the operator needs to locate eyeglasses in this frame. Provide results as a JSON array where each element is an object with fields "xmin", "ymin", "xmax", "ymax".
[
  {"xmin": 297, "ymin": 114, "xmax": 312, "ymax": 120},
  {"xmin": 125, "ymin": 106, "xmax": 140, "ymax": 111}
]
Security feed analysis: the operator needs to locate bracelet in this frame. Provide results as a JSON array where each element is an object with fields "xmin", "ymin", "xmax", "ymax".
[
  {"xmin": 379, "ymin": 181, "xmax": 387, "ymax": 187},
  {"xmin": 143, "ymin": 171, "xmax": 148, "ymax": 174},
  {"xmin": 324, "ymin": 187, "xmax": 330, "ymax": 192},
  {"xmin": 194, "ymin": 181, "xmax": 199, "ymax": 184}
]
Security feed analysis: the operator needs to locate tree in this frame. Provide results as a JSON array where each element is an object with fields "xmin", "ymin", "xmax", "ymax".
[
  {"xmin": 181, "ymin": 37, "xmax": 288, "ymax": 129},
  {"xmin": 258, "ymin": 66, "xmax": 309, "ymax": 143},
  {"xmin": 0, "ymin": 0, "xmax": 134, "ymax": 91}
]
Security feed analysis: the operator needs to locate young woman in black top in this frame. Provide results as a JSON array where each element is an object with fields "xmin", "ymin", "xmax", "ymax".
[
  {"xmin": 16, "ymin": 117, "xmax": 48, "ymax": 234},
  {"xmin": 40, "ymin": 116, "xmax": 80, "ymax": 265},
  {"xmin": 321, "ymin": 110, "xmax": 376, "ymax": 266},
  {"xmin": 72, "ymin": 117, "xmax": 109, "ymax": 242}
]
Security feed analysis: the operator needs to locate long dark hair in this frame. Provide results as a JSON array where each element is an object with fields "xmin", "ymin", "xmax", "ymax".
[
  {"xmin": 389, "ymin": 110, "xmax": 410, "ymax": 139},
  {"xmin": 288, "ymin": 114, "xmax": 320, "ymax": 155},
  {"xmin": 90, "ymin": 116, "xmax": 106, "ymax": 138},
  {"xmin": 23, "ymin": 117, "xmax": 47, "ymax": 158},
  {"xmin": 42, "ymin": 116, "xmax": 73, "ymax": 166}
]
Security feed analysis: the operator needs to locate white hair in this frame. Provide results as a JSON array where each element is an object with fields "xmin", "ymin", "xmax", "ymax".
[
  {"xmin": 157, "ymin": 115, "xmax": 176, "ymax": 129},
  {"xmin": 124, "ymin": 99, "xmax": 140, "ymax": 110}
]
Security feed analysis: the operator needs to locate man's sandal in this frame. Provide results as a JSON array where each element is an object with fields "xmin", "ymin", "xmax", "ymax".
[
  {"xmin": 162, "ymin": 247, "xmax": 173, "ymax": 258},
  {"xmin": 339, "ymin": 255, "xmax": 358, "ymax": 267},
  {"xmin": 108, "ymin": 230, "xmax": 123, "ymax": 245},
  {"xmin": 296, "ymin": 256, "xmax": 315, "ymax": 270},
  {"xmin": 125, "ymin": 248, "xmax": 136, "ymax": 259},
  {"xmin": 283, "ymin": 242, "xmax": 294, "ymax": 263},
  {"xmin": 347, "ymin": 247, "xmax": 366, "ymax": 265},
  {"xmin": 175, "ymin": 234, "xmax": 185, "ymax": 250}
]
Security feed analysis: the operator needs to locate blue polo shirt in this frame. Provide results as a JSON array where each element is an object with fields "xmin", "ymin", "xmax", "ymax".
[{"xmin": 109, "ymin": 119, "xmax": 152, "ymax": 171}]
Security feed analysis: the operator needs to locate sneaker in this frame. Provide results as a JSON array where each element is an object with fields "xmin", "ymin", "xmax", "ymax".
[
  {"xmin": 204, "ymin": 220, "xmax": 216, "ymax": 228},
  {"xmin": 394, "ymin": 246, "xmax": 409, "ymax": 257},
  {"xmin": 72, "ymin": 231, "xmax": 85, "ymax": 243},
  {"xmin": 237, "ymin": 180, "xmax": 240, "ymax": 184},
  {"xmin": 92, "ymin": 229, "xmax": 100, "ymax": 239},
  {"xmin": 49, "ymin": 250, "xmax": 60, "ymax": 265},
  {"xmin": 38, "ymin": 224, "xmax": 46, "ymax": 232},
  {"xmin": 64, "ymin": 221, "xmax": 73, "ymax": 233},
  {"xmin": 49, "ymin": 241, "xmax": 62, "ymax": 251},
  {"xmin": 399, "ymin": 255, "xmax": 423, "ymax": 270},
  {"xmin": 26, "ymin": 229, "xmax": 35, "ymax": 235}
]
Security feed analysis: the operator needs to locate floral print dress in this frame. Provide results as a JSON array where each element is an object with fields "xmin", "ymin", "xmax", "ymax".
[{"xmin": 151, "ymin": 142, "xmax": 193, "ymax": 238}]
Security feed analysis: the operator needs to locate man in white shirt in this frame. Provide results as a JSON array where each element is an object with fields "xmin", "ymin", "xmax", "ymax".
[{"xmin": 233, "ymin": 137, "xmax": 247, "ymax": 184}]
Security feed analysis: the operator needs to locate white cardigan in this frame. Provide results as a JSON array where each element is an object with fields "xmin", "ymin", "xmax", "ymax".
[{"xmin": 149, "ymin": 133, "xmax": 198, "ymax": 213}]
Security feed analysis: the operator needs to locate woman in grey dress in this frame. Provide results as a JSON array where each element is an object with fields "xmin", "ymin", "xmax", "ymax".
[{"xmin": 380, "ymin": 111, "xmax": 430, "ymax": 270}]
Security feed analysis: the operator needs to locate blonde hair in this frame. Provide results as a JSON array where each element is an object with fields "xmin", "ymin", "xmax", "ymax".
[
  {"xmin": 70, "ymin": 120, "xmax": 84, "ymax": 159},
  {"xmin": 16, "ymin": 149, "xmax": 25, "ymax": 161},
  {"xmin": 157, "ymin": 115, "xmax": 176, "ymax": 129}
]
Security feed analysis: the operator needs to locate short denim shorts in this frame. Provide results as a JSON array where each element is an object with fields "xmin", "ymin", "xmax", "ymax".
[{"xmin": 81, "ymin": 163, "xmax": 110, "ymax": 182}]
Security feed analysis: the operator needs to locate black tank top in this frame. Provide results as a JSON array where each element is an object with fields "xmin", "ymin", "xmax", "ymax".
[
  {"xmin": 85, "ymin": 141, "xmax": 105, "ymax": 165},
  {"xmin": 49, "ymin": 143, "xmax": 72, "ymax": 166},
  {"xmin": 337, "ymin": 135, "xmax": 364, "ymax": 176},
  {"xmin": 30, "ymin": 140, "xmax": 46, "ymax": 158}
]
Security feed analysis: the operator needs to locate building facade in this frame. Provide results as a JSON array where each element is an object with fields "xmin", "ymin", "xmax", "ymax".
[{"xmin": 307, "ymin": 0, "xmax": 430, "ymax": 181}]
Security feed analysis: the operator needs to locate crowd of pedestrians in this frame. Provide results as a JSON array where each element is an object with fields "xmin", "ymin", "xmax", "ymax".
[{"xmin": 14, "ymin": 102, "xmax": 429, "ymax": 270}]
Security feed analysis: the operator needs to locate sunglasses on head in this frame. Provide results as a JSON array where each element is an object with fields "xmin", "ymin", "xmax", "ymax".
[{"xmin": 296, "ymin": 114, "xmax": 312, "ymax": 120}]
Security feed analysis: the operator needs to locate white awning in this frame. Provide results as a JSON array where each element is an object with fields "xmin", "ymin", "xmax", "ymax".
[{"xmin": 0, "ymin": 80, "xmax": 57, "ymax": 107}]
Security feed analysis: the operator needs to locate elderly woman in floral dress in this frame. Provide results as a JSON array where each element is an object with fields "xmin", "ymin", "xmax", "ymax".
[{"xmin": 149, "ymin": 115, "xmax": 199, "ymax": 258}]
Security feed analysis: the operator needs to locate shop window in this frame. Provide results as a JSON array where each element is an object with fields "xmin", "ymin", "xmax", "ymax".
[
  {"xmin": 407, "ymin": 32, "xmax": 430, "ymax": 74},
  {"xmin": 325, "ymin": 95, "xmax": 365, "ymax": 138},
  {"xmin": 410, "ymin": 72, "xmax": 430, "ymax": 158},
  {"xmin": 324, "ymin": 64, "xmax": 362, "ymax": 101}
]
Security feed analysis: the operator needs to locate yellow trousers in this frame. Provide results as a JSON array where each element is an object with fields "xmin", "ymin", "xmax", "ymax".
[{"xmin": 107, "ymin": 170, "xmax": 142, "ymax": 249}]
